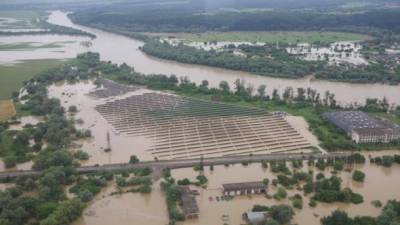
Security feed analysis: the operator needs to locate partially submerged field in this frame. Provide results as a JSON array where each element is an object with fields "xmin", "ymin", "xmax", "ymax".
[
  {"xmin": 0, "ymin": 100, "xmax": 16, "ymax": 122},
  {"xmin": 0, "ymin": 41, "xmax": 75, "ymax": 51},
  {"xmin": 0, "ymin": 10, "xmax": 45, "ymax": 30},
  {"xmin": 0, "ymin": 59, "xmax": 64, "ymax": 100},
  {"xmin": 174, "ymin": 31, "xmax": 371, "ymax": 44}
]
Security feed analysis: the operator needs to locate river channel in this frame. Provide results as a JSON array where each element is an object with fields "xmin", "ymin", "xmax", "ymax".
[{"xmin": 43, "ymin": 11, "xmax": 400, "ymax": 107}]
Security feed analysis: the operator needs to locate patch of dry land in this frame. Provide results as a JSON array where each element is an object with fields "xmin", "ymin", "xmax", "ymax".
[{"xmin": 0, "ymin": 100, "xmax": 16, "ymax": 122}]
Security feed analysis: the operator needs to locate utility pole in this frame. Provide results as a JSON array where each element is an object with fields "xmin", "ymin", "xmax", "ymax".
[{"xmin": 105, "ymin": 131, "xmax": 111, "ymax": 152}]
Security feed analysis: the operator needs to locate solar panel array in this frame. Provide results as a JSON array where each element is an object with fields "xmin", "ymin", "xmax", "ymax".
[
  {"xmin": 95, "ymin": 93, "xmax": 313, "ymax": 159},
  {"xmin": 88, "ymin": 79, "xmax": 140, "ymax": 98}
]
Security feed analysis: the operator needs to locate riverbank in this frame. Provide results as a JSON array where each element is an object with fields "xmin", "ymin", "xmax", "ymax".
[{"xmin": 0, "ymin": 10, "xmax": 95, "ymax": 38}]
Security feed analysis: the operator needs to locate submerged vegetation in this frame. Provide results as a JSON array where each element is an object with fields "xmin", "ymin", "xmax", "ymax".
[
  {"xmin": 0, "ymin": 53, "xmax": 101, "ymax": 225},
  {"xmin": 174, "ymin": 31, "xmax": 370, "ymax": 45},
  {"xmin": 141, "ymin": 38, "xmax": 400, "ymax": 84},
  {"xmin": 321, "ymin": 200, "xmax": 400, "ymax": 225},
  {"xmin": 0, "ymin": 10, "xmax": 94, "ymax": 38}
]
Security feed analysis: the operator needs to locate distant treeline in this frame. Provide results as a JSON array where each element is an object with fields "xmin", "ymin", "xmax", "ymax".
[{"xmin": 71, "ymin": 6, "xmax": 400, "ymax": 33}]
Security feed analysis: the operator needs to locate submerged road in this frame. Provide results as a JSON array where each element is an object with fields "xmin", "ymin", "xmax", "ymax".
[{"xmin": 0, "ymin": 152, "xmax": 351, "ymax": 179}]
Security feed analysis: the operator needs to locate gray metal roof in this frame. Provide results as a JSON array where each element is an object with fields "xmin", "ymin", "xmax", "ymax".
[
  {"xmin": 244, "ymin": 211, "xmax": 267, "ymax": 223},
  {"xmin": 222, "ymin": 182, "xmax": 265, "ymax": 191},
  {"xmin": 323, "ymin": 111, "xmax": 395, "ymax": 133}
]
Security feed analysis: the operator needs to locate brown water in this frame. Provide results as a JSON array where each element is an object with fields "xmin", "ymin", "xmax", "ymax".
[
  {"xmin": 71, "ymin": 151, "xmax": 400, "ymax": 225},
  {"xmin": 48, "ymin": 80, "xmax": 157, "ymax": 165},
  {"xmin": 7, "ymin": 116, "xmax": 42, "ymax": 131},
  {"xmin": 171, "ymin": 150, "xmax": 400, "ymax": 225},
  {"xmin": 0, "ymin": 159, "xmax": 33, "ymax": 171},
  {"xmin": 285, "ymin": 116, "xmax": 326, "ymax": 153},
  {"xmin": 44, "ymin": 11, "xmax": 400, "ymax": 107},
  {"xmin": 73, "ymin": 181, "xmax": 169, "ymax": 225}
]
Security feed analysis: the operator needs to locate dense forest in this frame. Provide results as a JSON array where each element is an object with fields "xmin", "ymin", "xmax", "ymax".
[{"xmin": 70, "ymin": 0, "xmax": 400, "ymax": 33}]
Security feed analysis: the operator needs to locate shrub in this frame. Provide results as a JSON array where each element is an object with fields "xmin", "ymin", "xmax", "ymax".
[
  {"xmin": 352, "ymin": 170, "xmax": 365, "ymax": 182},
  {"xmin": 177, "ymin": 178, "xmax": 191, "ymax": 186},
  {"xmin": 68, "ymin": 105, "xmax": 78, "ymax": 113},
  {"xmin": 381, "ymin": 156, "xmax": 394, "ymax": 167},
  {"xmin": 129, "ymin": 155, "xmax": 139, "ymax": 164},
  {"xmin": 309, "ymin": 199, "xmax": 317, "ymax": 207},
  {"xmin": 371, "ymin": 200, "xmax": 382, "ymax": 208},
  {"xmin": 269, "ymin": 204, "xmax": 295, "ymax": 224},
  {"xmin": 273, "ymin": 187, "xmax": 287, "ymax": 200},
  {"xmin": 73, "ymin": 150, "xmax": 89, "ymax": 160}
]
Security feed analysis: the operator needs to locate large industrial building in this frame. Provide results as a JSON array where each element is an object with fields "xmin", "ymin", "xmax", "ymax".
[{"xmin": 323, "ymin": 111, "xmax": 400, "ymax": 144}]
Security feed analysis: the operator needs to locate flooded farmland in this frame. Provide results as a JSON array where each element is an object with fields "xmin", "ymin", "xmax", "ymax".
[
  {"xmin": 0, "ymin": 34, "xmax": 91, "ymax": 64},
  {"xmin": 287, "ymin": 41, "xmax": 368, "ymax": 66}
]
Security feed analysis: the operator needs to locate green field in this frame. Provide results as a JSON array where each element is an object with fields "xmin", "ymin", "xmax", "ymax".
[
  {"xmin": 0, "ymin": 59, "xmax": 65, "ymax": 100},
  {"xmin": 177, "ymin": 31, "xmax": 371, "ymax": 44}
]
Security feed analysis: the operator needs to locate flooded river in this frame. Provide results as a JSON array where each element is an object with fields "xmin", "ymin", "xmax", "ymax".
[
  {"xmin": 43, "ymin": 11, "xmax": 400, "ymax": 106},
  {"xmin": 0, "ymin": 11, "xmax": 399, "ymax": 105}
]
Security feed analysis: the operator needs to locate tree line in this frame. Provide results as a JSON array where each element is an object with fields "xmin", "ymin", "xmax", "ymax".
[{"xmin": 71, "ymin": 4, "xmax": 400, "ymax": 33}]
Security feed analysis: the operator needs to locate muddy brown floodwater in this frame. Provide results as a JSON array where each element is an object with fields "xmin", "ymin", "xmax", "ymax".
[
  {"xmin": 48, "ymin": 80, "xmax": 160, "ymax": 165},
  {"xmin": 171, "ymin": 150, "xmax": 400, "ymax": 225},
  {"xmin": 7, "ymin": 116, "xmax": 42, "ymax": 131},
  {"xmin": 73, "ymin": 182, "xmax": 168, "ymax": 225},
  {"xmin": 72, "ymin": 151, "xmax": 400, "ymax": 225}
]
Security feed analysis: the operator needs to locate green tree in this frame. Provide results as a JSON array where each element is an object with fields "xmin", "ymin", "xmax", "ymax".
[
  {"xmin": 219, "ymin": 81, "xmax": 230, "ymax": 93},
  {"xmin": 129, "ymin": 155, "xmax": 139, "ymax": 164},
  {"xmin": 269, "ymin": 204, "xmax": 294, "ymax": 225},
  {"xmin": 352, "ymin": 170, "xmax": 366, "ymax": 182},
  {"xmin": 321, "ymin": 210, "xmax": 353, "ymax": 225},
  {"xmin": 40, "ymin": 199, "xmax": 85, "ymax": 225}
]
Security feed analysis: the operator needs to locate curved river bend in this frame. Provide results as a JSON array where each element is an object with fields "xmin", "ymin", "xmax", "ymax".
[{"xmin": 47, "ymin": 11, "xmax": 400, "ymax": 106}]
